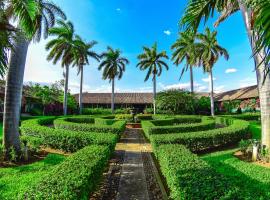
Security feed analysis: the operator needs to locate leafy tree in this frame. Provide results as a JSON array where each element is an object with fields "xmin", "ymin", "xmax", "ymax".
[
  {"xmin": 2, "ymin": 0, "xmax": 66, "ymax": 158},
  {"xmin": 156, "ymin": 90, "xmax": 196, "ymax": 114},
  {"xmin": 98, "ymin": 47, "xmax": 129, "ymax": 114},
  {"xmin": 46, "ymin": 20, "xmax": 75, "ymax": 116},
  {"xmin": 137, "ymin": 43, "xmax": 169, "ymax": 115},
  {"xmin": 196, "ymin": 28, "xmax": 229, "ymax": 116},
  {"xmin": 171, "ymin": 31, "xmax": 199, "ymax": 93}
]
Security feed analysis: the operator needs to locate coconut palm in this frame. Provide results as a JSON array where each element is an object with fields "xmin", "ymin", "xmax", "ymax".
[
  {"xmin": 171, "ymin": 31, "xmax": 199, "ymax": 93},
  {"xmin": 72, "ymin": 36, "xmax": 100, "ymax": 114},
  {"xmin": 98, "ymin": 47, "xmax": 129, "ymax": 114},
  {"xmin": 2, "ymin": 0, "xmax": 65, "ymax": 158},
  {"xmin": 46, "ymin": 20, "xmax": 75, "ymax": 116},
  {"xmin": 180, "ymin": 0, "xmax": 270, "ymax": 147},
  {"xmin": 137, "ymin": 43, "xmax": 169, "ymax": 115},
  {"xmin": 197, "ymin": 28, "xmax": 229, "ymax": 116}
]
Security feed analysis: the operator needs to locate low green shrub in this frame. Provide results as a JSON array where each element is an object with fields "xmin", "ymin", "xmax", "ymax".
[
  {"xmin": 115, "ymin": 114, "xmax": 133, "ymax": 122},
  {"xmin": 142, "ymin": 116, "xmax": 215, "ymax": 138},
  {"xmin": 53, "ymin": 117, "xmax": 126, "ymax": 134},
  {"xmin": 155, "ymin": 144, "xmax": 237, "ymax": 199},
  {"xmin": 82, "ymin": 108, "xmax": 111, "ymax": 115},
  {"xmin": 136, "ymin": 114, "xmax": 153, "ymax": 122},
  {"xmin": 150, "ymin": 118, "xmax": 250, "ymax": 152},
  {"xmin": 20, "ymin": 145, "xmax": 111, "ymax": 200},
  {"xmin": 20, "ymin": 118, "xmax": 118, "ymax": 152},
  {"xmin": 220, "ymin": 113, "xmax": 260, "ymax": 121},
  {"xmin": 65, "ymin": 116, "xmax": 95, "ymax": 123}
]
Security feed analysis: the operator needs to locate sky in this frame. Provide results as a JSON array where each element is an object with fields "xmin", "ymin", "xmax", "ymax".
[{"xmin": 24, "ymin": 0, "xmax": 257, "ymax": 94}]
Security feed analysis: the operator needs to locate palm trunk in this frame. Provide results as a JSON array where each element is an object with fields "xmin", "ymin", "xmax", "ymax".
[
  {"xmin": 3, "ymin": 33, "xmax": 29, "ymax": 157},
  {"xmin": 63, "ymin": 65, "xmax": 69, "ymax": 116},
  {"xmin": 238, "ymin": 1, "xmax": 270, "ymax": 147},
  {"xmin": 79, "ymin": 65, "xmax": 84, "ymax": 115},
  {"xmin": 209, "ymin": 69, "xmax": 215, "ymax": 116},
  {"xmin": 190, "ymin": 67, "xmax": 194, "ymax": 93},
  {"xmin": 111, "ymin": 78, "xmax": 115, "ymax": 114},
  {"xmin": 153, "ymin": 74, "xmax": 157, "ymax": 115}
]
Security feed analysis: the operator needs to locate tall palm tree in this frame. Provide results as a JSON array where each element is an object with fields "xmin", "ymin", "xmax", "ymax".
[
  {"xmin": 46, "ymin": 20, "xmax": 75, "ymax": 116},
  {"xmin": 72, "ymin": 36, "xmax": 100, "ymax": 114},
  {"xmin": 98, "ymin": 47, "xmax": 129, "ymax": 114},
  {"xmin": 180, "ymin": 0, "xmax": 270, "ymax": 148},
  {"xmin": 197, "ymin": 28, "xmax": 229, "ymax": 116},
  {"xmin": 3, "ymin": 0, "xmax": 65, "ymax": 158},
  {"xmin": 137, "ymin": 43, "xmax": 169, "ymax": 115},
  {"xmin": 171, "ymin": 31, "xmax": 198, "ymax": 93}
]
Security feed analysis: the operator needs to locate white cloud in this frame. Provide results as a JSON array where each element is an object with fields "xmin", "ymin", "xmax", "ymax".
[
  {"xmin": 239, "ymin": 77, "xmax": 257, "ymax": 88},
  {"xmin": 202, "ymin": 77, "xmax": 216, "ymax": 82},
  {"xmin": 214, "ymin": 85, "xmax": 226, "ymax": 93},
  {"xmin": 163, "ymin": 30, "xmax": 171, "ymax": 36},
  {"xmin": 225, "ymin": 68, "xmax": 237, "ymax": 73}
]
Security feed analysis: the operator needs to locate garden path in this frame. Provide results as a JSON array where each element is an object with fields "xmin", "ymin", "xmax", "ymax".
[{"xmin": 90, "ymin": 127, "xmax": 167, "ymax": 200}]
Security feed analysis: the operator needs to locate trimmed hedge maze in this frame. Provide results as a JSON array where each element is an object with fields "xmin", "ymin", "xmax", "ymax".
[
  {"xmin": 142, "ymin": 115, "xmax": 250, "ymax": 199},
  {"xmin": 19, "ymin": 116, "xmax": 126, "ymax": 199}
]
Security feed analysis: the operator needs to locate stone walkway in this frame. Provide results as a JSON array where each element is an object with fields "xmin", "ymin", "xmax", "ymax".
[{"xmin": 90, "ymin": 127, "xmax": 167, "ymax": 200}]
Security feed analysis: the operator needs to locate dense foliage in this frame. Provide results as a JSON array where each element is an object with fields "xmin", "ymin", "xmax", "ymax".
[
  {"xmin": 155, "ymin": 144, "xmax": 237, "ymax": 200},
  {"xmin": 156, "ymin": 90, "xmax": 211, "ymax": 115},
  {"xmin": 21, "ymin": 145, "xmax": 111, "ymax": 200},
  {"xmin": 21, "ymin": 117, "xmax": 120, "ymax": 152}
]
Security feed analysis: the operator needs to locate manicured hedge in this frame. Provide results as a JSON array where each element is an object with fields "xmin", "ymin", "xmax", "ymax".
[
  {"xmin": 53, "ymin": 117, "xmax": 126, "ymax": 134},
  {"xmin": 142, "ymin": 116, "xmax": 215, "ymax": 138},
  {"xmin": 220, "ymin": 113, "xmax": 260, "ymax": 121},
  {"xmin": 150, "ymin": 118, "xmax": 250, "ymax": 152},
  {"xmin": 136, "ymin": 114, "xmax": 153, "ymax": 121},
  {"xmin": 155, "ymin": 144, "xmax": 238, "ymax": 199},
  {"xmin": 21, "ymin": 145, "xmax": 111, "ymax": 200},
  {"xmin": 20, "ymin": 117, "xmax": 118, "ymax": 152}
]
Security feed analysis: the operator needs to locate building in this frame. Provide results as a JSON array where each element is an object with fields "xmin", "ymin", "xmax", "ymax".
[
  {"xmin": 215, "ymin": 85, "xmax": 259, "ymax": 111},
  {"xmin": 74, "ymin": 93, "xmax": 153, "ymax": 112}
]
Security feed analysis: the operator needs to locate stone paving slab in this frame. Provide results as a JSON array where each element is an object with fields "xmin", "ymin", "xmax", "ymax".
[{"xmin": 116, "ymin": 128, "xmax": 150, "ymax": 200}]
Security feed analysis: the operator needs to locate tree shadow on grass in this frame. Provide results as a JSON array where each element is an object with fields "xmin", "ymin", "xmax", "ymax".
[{"xmin": 202, "ymin": 150, "xmax": 270, "ymax": 199}]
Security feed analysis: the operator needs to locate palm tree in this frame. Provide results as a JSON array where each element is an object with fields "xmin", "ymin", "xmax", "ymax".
[
  {"xmin": 72, "ymin": 36, "xmax": 100, "ymax": 114},
  {"xmin": 98, "ymin": 47, "xmax": 129, "ymax": 114},
  {"xmin": 171, "ymin": 31, "xmax": 199, "ymax": 93},
  {"xmin": 197, "ymin": 28, "xmax": 229, "ymax": 116},
  {"xmin": 137, "ymin": 43, "xmax": 169, "ymax": 115},
  {"xmin": 180, "ymin": 0, "xmax": 270, "ymax": 148},
  {"xmin": 3, "ymin": 0, "xmax": 65, "ymax": 158},
  {"xmin": 46, "ymin": 20, "xmax": 75, "ymax": 116}
]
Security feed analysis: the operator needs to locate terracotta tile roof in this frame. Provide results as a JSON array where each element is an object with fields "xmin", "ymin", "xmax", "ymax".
[
  {"xmin": 74, "ymin": 93, "xmax": 154, "ymax": 104},
  {"xmin": 215, "ymin": 85, "xmax": 258, "ymax": 102}
]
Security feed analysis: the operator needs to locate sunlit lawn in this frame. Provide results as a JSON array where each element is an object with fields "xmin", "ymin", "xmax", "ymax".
[
  {"xmin": 249, "ymin": 121, "xmax": 262, "ymax": 140},
  {"xmin": 0, "ymin": 154, "xmax": 65, "ymax": 200},
  {"xmin": 202, "ymin": 149, "xmax": 270, "ymax": 199}
]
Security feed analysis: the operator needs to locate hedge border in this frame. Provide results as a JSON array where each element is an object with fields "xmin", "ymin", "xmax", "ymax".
[
  {"xmin": 20, "ymin": 145, "xmax": 111, "ymax": 200},
  {"xmin": 20, "ymin": 117, "xmax": 119, "ymax": 152},
  {"xmin": 142, "ymin": 116, "xmax": 215, "ymax": 138}
]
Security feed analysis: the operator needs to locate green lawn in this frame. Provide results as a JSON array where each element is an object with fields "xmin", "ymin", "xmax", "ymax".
[
  {"xmin": 0, "ymin": 153, "xmax": 65, "ymax": 200},
  {"xmin": 249, "ymin": 121, "xmax": 262, "ymax": 140},
  {"xmin": 202, "ymin": 149, "xmax": 270, "ymax": 199}
]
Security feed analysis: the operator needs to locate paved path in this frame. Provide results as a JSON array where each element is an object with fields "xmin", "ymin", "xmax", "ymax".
[{"xmin": 115, "ymin": 128, "xmax": 152, "ymax": 200}]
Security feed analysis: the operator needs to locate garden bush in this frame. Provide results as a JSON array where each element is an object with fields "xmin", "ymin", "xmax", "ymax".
[
  {"xmin": 155, "ymin": 144, "xmax": 238, "ymax": 200},
  {"xmin": 20, "ymin": 145, "xmax": 111, "ymax": 200},
  {"xmin": 53, "ymin": 117, "xmax": 126, "ymax": 134},
  {"xmin": 220, "ymin": 112, "xmax": 260, "ymax": 121},
  {"xmin": 149, "ymin": 118, "xmax": 250, "ymax": 152},
  {"xmin": 142, "ymin": 116, "xmax": 215, "ymax": 138},
  {"xmin": 82, "ymin": 108, "xmax": 111, "ymax": 115},
  {"xmin": 115, "ymin": 114, "xmax": 133, "ymax": 122},
  {"xmin": 20, "ymin": 117, "xmax": 118, "ymax": 152},
  {"xmin": 136, "ymin": 114, "xmax": 153, "ymax": 122}
]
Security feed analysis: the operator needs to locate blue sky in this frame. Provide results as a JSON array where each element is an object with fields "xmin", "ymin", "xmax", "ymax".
[{"xmin": 24, "ymin": 0, "xmax": 257, "ymax": 94}]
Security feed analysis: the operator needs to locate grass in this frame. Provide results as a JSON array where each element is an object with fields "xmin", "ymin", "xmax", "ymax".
[
  {"xmin": 202, "ymin": 149, "xmax": 270, "ymax": 199},
  {"xmin": 249, "ymin": 121, "xmax": 262, "ymax": 140},
  {"xmin": 0, "ymin": 153, "xmax": 65, "ymax": 200}
]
